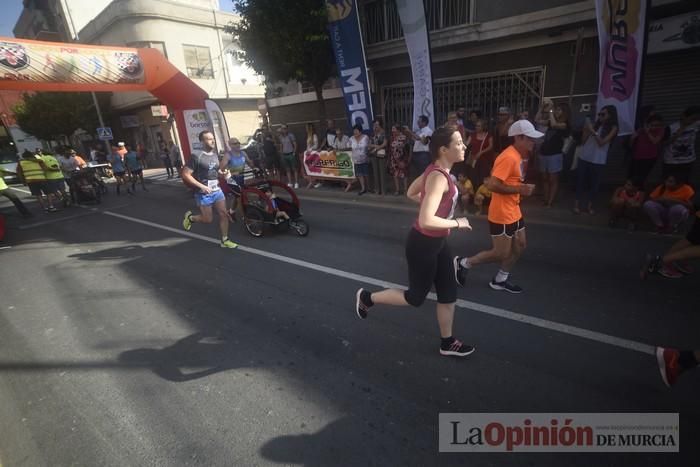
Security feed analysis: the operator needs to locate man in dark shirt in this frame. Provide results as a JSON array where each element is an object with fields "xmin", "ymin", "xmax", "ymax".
[{"xmin": 181, "ymin": 130, "xmax": 238, "ymax": 249}]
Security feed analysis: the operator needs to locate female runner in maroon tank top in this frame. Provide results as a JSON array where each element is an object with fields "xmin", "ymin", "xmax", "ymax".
[{"xmin": 354, "ymin": 125, "xmax": 476, "ymax": 357}]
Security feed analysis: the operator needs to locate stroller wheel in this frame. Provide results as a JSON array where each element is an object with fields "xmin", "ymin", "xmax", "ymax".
[
  {"xmin": 289, "ymin": 219, "xmax": 309, "ymax": 237},
  {"xmin": 244, "ymin": 208, "xmax": 265, "ymax": 237}
]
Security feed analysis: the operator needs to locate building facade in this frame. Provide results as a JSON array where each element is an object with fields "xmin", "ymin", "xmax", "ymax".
[
  {"xmin": 267, "ymin": 0, "xmax": 700, "ymax": 184},
  {"xmin": 13, "ymin": 0, "xmax": 264, "ymax": 162}
]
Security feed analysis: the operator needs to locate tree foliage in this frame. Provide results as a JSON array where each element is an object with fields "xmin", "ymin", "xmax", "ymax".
[
  {"xmin": 12, "ymin": 92, "xmax": 111, "ymax": 142},
  {"xmin": 227, "ymin": 0, "xmax": 336, "ymax": 121}
]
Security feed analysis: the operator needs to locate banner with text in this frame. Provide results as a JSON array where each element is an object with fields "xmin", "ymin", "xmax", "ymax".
[
  {"xmin": 396, "ymin": 0, "xmax": 435, "ymax": 130},
  {"xmin": 303, "ymin": 149, "xmax": 356, "ymax": 180},
  {"xmin": 594, "ymin": 0, "xmax": 648, "ymax": 136},
  {"xmin": 326, "ymin": 0, "xmax": 374, "ymax": 131},
  {"xmin": 183, "ymin": 109, "xmax": 212, "ymax": 153}
]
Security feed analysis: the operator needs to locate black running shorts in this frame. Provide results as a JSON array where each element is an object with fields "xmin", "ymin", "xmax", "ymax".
[{"xmin": 489, "ymin": 217, "xmax": 525, "ymax": 238}]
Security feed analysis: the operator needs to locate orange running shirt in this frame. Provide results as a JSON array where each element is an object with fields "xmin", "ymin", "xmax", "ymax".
[
  {"xmin": 649, "ymin": 184, "xmax": 694, "ymax": 203},
  {"xmin": 487, "ymin": 145, "xmax": 524, "ymax": 224}
]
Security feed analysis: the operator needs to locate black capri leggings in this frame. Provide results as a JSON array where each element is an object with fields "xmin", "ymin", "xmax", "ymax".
[{"xmin": 404, "ymin": 228, "xmax": 457, "ymax": 306}]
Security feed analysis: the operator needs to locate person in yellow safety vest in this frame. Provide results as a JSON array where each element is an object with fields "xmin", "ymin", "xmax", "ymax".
[
  {"xmin": 16, "ymin": 150, "xmax": 58, "ymax": 213},
  {"xmin": 41, "ymin": 152, "xmax": 70, "ymax": 207},
  {"xmin": 0, "ymin": 168, "xmax": 32, "ymax": 217}
]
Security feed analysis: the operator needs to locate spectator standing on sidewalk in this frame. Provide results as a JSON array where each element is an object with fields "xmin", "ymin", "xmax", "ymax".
[
  {"xmin": 169, "ymin": 141, "xmax": 182, "ymax": 177},
  {"xmin": 278, "ymin": 124, "xmax": 299, "ymax": 189},
  {"xmin": 160, "ymin": 141, "xmax": 174, "ymax": 178},
  {"xmin": 662, "ymin": 106, "xmax": 700, "ymax": 184},
  {"xmin": 263, "ymin": 132, "xmax": 281, "ymax": 181},
  {"xmin": 494, "ymin": 107, "xmax": 514, "ymax": 153},
  {"xmin": 538, "ymin": 102, "xmax": 571, "ymax": 208},
  {"xmin": 354, "ymin": 125, "xmax": 476, "ymax": 358},
  {"xmin": 304, "ymin": 123, "xmax": 323, "ymax": 189},
  {"xmin": 349, "ymin": 125, "xmax": 370, "ymax": 195},
  {"xmin": 324, "ymin": 119, "xmax": 337, "ymax": 149},
  {"xmin": 368, "ymin": 118, "xmax": 388, "ymax": 195},
  {"xmin": 629, "ymin": 114, "xmax": 665, "ymax": 187},
  {"xmin": 468, "ymin": 119, "xmax": 494, "ymax": 189},
  {"xmin": 574, "ymin": 105, "xmax": 619, "ymax": 215},
  {"xmin": 388, "ymin": 123, "xmax": 410, "ymax": 195},
  {"xmin": 408, "ymin": 115, "xmax": 433, "ymax": 178},
  {"xmin": 643, "ymin": 175, "xmax": 694, "ymax": 234}
]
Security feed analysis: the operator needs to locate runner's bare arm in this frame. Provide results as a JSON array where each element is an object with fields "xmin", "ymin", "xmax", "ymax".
[
  {"xmin": 418, "ymin": 172, "xmax": 465, "ymax": 230},
  {"xmin": 406, "ymin": 173, "xmax": 425, "ymax": 203},
  {"xmin": 487, "ymin": 176, "xmax": 534, "ymax": 196}
]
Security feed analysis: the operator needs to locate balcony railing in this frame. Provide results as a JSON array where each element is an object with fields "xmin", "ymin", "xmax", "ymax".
[{"xmin": 362, "ymin": 0, "xmax": 472, "ymax": 45}]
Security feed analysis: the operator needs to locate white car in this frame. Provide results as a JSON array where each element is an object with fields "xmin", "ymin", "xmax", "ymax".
[{"xmin": 0, "ymin": 151, "xmax": 20, "ymax": 184}]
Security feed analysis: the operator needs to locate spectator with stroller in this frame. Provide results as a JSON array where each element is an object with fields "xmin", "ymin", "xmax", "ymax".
[
  {"xmin": 609, "ymin": 179, "xmax": 644, "ymax": 229},
  {"xmin": 643, "ymin": 175, "xmax": 694, "ymax": 234}
]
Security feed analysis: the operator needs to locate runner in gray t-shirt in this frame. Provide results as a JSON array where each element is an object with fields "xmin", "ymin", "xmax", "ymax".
[{"xmin": 181, "ymin": 130, "xmax": 238, "ymax": 248}]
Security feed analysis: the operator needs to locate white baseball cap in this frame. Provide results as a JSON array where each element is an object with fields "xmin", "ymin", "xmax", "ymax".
[
  {"xmin": 508, "ymin": 120, "xmax": 544, "ymax": 138},
  {"xmin": 117, "ymin": 142, "xmax": 125, "ymax": 146}
]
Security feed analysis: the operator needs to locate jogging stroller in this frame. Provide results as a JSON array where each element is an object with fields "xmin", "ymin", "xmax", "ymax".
[{"xmin": 69, "ymin": 167, "xmax": 102, "ymax": 204}]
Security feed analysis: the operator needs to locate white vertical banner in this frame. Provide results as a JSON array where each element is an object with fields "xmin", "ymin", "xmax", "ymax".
[
  {"xmin": 182, "ymin": 109, "xmax": 212, "ymax": 153},
  {"xmin": 396, "ymin": 0, "xmax": 435, "ymax": 130},
  {"xmin": 594, "ymin": 0, "xmax": 648, "ymax": 135}
]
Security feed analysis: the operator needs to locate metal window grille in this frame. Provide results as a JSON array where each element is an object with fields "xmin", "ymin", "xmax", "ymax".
[
  {"xmin": 382, "ymin": 67, "xmax": 545, "ymax": 128},
  {"xmin": 362, "ymin": 0, "xmax": 471, "ymax": 45}
]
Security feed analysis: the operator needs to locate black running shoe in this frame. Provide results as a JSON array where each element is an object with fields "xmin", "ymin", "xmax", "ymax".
[
  {"xmin": 489, "ymin": 279, "xmax": 523, "ymax": 294},
  {"xmin": 453, "ymin": 256, "xmax": 468, "ymax": 286},
  {"xmin": 355, "ymin": 288, "xmax": 372, "ymax": 319},
  {"xmin": 640, "ymin": 253, "xmax": 660, "ymax": 280},
  {"xmin": 440, "ymin": 339, "xmax": 476, "ymax": 357}
]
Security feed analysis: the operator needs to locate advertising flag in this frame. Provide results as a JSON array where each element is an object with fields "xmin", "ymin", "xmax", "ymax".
[
  {"xmin": 326, "ymin": 0, "xmax": 374, "ymax": 131},
  {"xmin": 594, "ymin": 0, "xmax": 648, "ymax": 135}
]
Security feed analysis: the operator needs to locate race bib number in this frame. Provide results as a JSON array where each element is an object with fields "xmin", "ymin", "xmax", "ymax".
[{"xmin": 207, "ymin": 179, "xmax": 220, "ymax": 191}]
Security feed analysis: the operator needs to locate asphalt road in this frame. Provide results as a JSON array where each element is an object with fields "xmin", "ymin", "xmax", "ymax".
[{"xmin": 0, "ymin": 179, "xmax": 698, "ymax": 466}]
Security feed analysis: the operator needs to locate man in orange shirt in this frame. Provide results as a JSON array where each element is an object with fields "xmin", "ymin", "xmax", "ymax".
[{"xmin": 453, "ymin": 120, "xmax": 541, "ymax": 293}]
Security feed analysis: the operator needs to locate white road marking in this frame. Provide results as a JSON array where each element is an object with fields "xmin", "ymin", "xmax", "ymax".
[{"xmin": 100, "ymin": 210, "xmax": 655, "ymax": 356}]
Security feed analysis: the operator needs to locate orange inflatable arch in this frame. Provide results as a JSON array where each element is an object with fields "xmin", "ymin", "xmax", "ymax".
[{"xmin": 0, "ymin": 36, "xmax": 210, "ymax": 157}]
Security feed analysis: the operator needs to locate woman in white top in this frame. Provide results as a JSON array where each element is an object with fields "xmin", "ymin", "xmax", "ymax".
[
  {"xmin": 574, "ymin": 105, "xmax": 619, "ymax": 215},
  {"xmin": 349, "ymin": 124, "xmax": 370, "ymax": 194}
]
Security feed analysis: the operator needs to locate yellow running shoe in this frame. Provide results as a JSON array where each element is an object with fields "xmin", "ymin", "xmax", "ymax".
[
  {"xmin": 182, "ymin": 210, "xmax": 193, "ymax": 231},
  {"xmin": 220, "ymin": 237, "xmax": 238, "ymax": 249}
]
